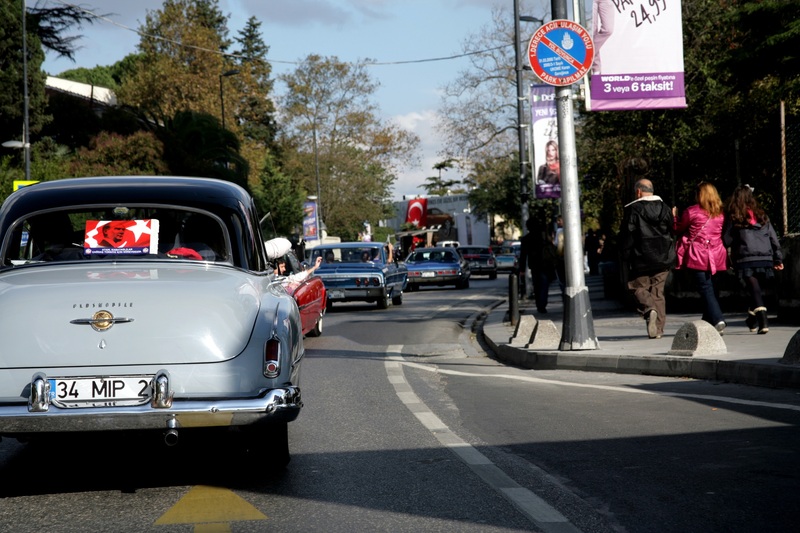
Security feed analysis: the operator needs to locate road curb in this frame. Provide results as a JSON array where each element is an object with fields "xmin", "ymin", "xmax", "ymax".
[{"xmin": 479, "ymin": 298, "xmax": 800, "ymax": 389}]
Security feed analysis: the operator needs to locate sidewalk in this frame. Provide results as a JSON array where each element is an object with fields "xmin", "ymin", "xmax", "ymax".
[{"xmin": 481, "ymin": 274, "xmax": 800, "ymax": 389}]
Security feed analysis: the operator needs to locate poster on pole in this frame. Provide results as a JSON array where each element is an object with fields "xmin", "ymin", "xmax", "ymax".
[
  {"xmin": 588, "ymin": 0, "xmax": 686, "ymax": 110},
  {"xmin": 530, "ymin": 85, "xmax": 560, "ymax": 200},
  {"xmin": 303, "ymin": 200, "xmax": 319, "ymax": 243}
]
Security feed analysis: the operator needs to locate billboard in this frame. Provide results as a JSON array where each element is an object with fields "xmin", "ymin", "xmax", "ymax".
[
  {"xmin": 589, "ymin": 0, "xmax": 686, "ymax": 110},
  {"xmin": 530, "ymin": 85, "xmax": 560, "ymax": 200},
  {"xmin": 303, "ymin": 200, "xmax": 319, "ymax": 243}
]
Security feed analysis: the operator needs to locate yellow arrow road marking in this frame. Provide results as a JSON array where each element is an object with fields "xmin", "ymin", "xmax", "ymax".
[{"xmin": 155, "ymin": 485, "xmax": 267, "ymax": 528}]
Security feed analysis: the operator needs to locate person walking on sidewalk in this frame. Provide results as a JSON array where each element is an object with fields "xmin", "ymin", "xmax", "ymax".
[
  {"xmin": 519, "ymin": 217, "xmax": 558, "ymax": 314},
  {"xmin": 673, "ymin": 181, "xmax": 728, "ymax": 333},
  {"xmin": 620, "ymin": 179, "xmax": 676, "ymax": 339},
  {"xmin": 723, "ymin": 184, "xmax": 784, "ymax": 334}
]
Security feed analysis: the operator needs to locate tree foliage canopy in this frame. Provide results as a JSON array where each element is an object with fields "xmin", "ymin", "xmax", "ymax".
[
  {"xmin": 438, "ymin": 0, "xmax": 800, "ymax": 239},
  {"xmin": 279, "ymin": 54, "xmax": 419, "ymax": 240}
]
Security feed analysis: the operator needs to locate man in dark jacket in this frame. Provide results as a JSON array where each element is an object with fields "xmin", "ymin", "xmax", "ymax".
[{"xmin": 620, "ymin": 179, "xmax": 676, "ymax": 338}]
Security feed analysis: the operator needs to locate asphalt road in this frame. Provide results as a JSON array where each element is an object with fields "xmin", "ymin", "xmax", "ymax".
[{"xmin": 1, "ymin": 275, "xmax": 798, "ymax": 532}]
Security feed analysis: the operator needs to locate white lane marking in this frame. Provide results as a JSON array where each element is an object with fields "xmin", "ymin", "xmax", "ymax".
[
  {"xmin": 399, "ymin": 361, "xmax": 800, "ymax": 413},
  {"xmin": 385, "ymin": 345, "xmax": 582, "ymax": 533}
]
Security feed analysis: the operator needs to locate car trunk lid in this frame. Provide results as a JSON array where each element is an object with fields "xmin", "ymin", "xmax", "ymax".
[{"xmin": 0, "ymin": 263, "xmax": 263, "ymax": 369}]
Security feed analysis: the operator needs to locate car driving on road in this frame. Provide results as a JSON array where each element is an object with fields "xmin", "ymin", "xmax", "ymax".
[
  {"xmin": 405, "ymin": 246, "xmax": 471, "ymax": 290},
  {"xmin": 0, "ymin": 176, "xmax": 304, "ymax": 468}
]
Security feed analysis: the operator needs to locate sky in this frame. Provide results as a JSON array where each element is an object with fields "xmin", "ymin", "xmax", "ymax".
[{"xmin": 35, "ymin": 0, "xmax": 553, "ymax": 201}]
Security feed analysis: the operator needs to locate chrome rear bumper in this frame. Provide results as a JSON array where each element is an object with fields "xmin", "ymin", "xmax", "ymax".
[{"xmin": 0, "ymin": 371, "xmax": 302, "ymax": 435}]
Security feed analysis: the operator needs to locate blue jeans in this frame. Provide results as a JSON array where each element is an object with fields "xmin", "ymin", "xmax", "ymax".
[{"xmin": 691, "ymin": 269, "xmax": 724, "ymax": 325}]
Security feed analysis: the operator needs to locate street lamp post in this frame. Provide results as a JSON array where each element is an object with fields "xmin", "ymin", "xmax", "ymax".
[
  {"xmin": 21, "ymin": 1, "xmax": 30, "ymax": 182},
  {"xmin": 218, "ymin": 69, "xmax": 239, "ymax": 130},
  {"xmin": 514, "ymin": 2, "xmax": 543, "ymax": 298},
  {"xmin": 513, "ymin": 0, "xmax": 530, "ymax": 240}
]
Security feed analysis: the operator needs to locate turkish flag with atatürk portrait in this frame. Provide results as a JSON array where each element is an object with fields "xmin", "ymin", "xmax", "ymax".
[{"xmin": 405, "ymin": 198, "xmax": 428, "ymax": 227}]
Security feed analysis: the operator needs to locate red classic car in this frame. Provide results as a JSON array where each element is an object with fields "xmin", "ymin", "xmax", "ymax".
[{"xmin": 266, "ymin": 238, "xmax": 327, "ymax": 337}]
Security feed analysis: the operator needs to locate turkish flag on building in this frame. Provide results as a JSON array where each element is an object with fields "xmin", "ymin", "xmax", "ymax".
[{"xmin": 405, "ymin": 198, "xmax": 428, "ymax": 227}]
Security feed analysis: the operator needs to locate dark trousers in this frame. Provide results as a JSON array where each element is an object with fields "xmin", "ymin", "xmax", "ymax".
[
  {"xmin": 690, "ymin": 269, "xmax": 724, "ymax": 325},
  {"xmin": 532, "ymin": 270, "xmax": 552, "ymax": 312}
]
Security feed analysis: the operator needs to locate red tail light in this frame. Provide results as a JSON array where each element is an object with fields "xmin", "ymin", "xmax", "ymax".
[{"xmin": 264, "ymin": 337, "xmax": 280, "ymax": 377}]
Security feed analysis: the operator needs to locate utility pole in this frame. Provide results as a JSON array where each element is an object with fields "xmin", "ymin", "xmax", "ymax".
[
  {"xmin": 551, "ymin": 0, "xmax": 598, "ymax": 350},
  {"xmin": 513, "ymin": 0, "xmax": 530, "ymax": 244}
]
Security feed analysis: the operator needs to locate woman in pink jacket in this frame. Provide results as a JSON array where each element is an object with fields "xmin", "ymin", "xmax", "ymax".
[{"xmin": 673, "ymin": 182, "xmax": 729, "ymax": 333}]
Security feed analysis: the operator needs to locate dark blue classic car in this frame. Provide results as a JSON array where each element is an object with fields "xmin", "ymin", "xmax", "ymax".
[{"xmin": 308, "ymin": 242, "xmax": 407, "ymax": 309}]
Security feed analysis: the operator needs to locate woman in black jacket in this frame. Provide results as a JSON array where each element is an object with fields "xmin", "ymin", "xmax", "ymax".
[{"xmin": 723, "ymin": 185, "xmax": 784, "ymax": 334}]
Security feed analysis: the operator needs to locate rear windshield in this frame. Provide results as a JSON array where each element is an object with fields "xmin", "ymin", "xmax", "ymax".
[
  {"xmin": 408, "ymin": 250, "xmax": 457, "ymax": 263},
  {"xmin": 310, "ymin": 247, "xmax": 382, "ymax": 264},
  {"xmin": 3, "ymin": 206, "xmax": 230, "ymax": 266}
]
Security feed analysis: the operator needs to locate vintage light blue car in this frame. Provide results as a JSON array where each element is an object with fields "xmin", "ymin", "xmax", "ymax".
[
  {"xmin": 0, "ymin": 176, "xmax": 303, "ymax": 468},
  {"xmin": 308, "ymin": 242, "xmax": 407, "ymax": 309},
  {"xmin": 405, "ymin": 247, "xmax": 471, "ymax": 290}
]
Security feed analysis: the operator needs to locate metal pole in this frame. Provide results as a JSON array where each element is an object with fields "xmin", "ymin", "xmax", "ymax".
[
  {"xmin": 219, "ymin": 75, "xmax": 226, "ymax": 130},
  {"xmin": 552, "ymin": 0, "xmax": 598, "ymax": 350},
  {"xmin": 22, "ymin": 0, "xmax": 30, "ymax": 181},
  {"xmin": 781, "ymin": 100, "xmax": 788, "ymax": 234},
  {"xmin": 513, "ymin": 0, "xmax": 530, "ymax": 247},
  {"xmin": 313, "ymin": 127, "xmax": 322, "ymax": 226}
]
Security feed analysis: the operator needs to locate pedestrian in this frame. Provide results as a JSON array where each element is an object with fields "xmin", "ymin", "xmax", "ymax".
[
  {"xmin": 620, "ymin": 178, "xmax": 676, "ymax": 339},
  {"xmin": 673, "ymin": 181, "xmax": 728, "ymax": 333},
  {"xmin": 585, "ymin": 227, "xmax": 602, "ymax": 276},
  {"xmin": 518, "ymin": 217, "xmax": 558, "ymax": 314},
  {"xmin": 723, "ymin": 184, "xmax": 784, "ymax": 334}
]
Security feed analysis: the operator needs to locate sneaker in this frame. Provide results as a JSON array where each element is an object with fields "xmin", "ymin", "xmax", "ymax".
[
  {"xmin": 715, "ymin": 321, "xmax": 726, "ymax": 335},
  {"xmin": 646, "ymin": 310, "xmax": 658, "ymax": 339}
]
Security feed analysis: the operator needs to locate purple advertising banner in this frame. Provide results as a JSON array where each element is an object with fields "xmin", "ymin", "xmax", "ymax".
[
  {"xmin": 589, "ymin": 0, "xmax": 686, "ymax": 111},
  {"xmin": 302, "ymin": 201, "xmax": 318, "ymax": 243},
  {"xmin": 530, "ymin": 85, "xmax": 560, "ymax": 200}
]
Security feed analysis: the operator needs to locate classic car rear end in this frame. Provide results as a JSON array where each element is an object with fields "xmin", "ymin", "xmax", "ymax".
[
  {"xmin": 0, "ymin": 177, "xmax": 304, "ymax": 467},
  {"xmin": 405, "ymin": 247, "xmax": 470, "ymax": 290},
  {"xmin": 309, "ymin": 242, "xmax": 407, "ymax": 309},
  {"xmin": 495, "ymin": 244, "xmax": 520, "ymax": 272},
  {"xmin": 457, "ymin": 246, "xmax": 498, "ymax": 279}
]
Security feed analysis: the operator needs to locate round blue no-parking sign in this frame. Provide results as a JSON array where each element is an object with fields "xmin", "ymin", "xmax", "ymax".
[{"xmin": 528, "ymin": 19, "xmax": 594, "ymax": 86}]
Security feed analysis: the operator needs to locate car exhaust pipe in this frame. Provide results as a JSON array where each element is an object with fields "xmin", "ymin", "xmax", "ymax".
[
  {"xmin": 164, "ymin": 417, "xmax": 179, "ymax": 446},
  {"xmin": 163, "ymin": 428, "xmax": 179, "ymax": 446}
]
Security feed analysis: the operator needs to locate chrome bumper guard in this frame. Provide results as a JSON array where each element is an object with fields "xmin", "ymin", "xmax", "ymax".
[{"xmin": 0, "ymin": 371, "xmax": 302, "ymax": 434}]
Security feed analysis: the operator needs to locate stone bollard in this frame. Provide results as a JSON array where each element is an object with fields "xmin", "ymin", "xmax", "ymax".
[
  {"xmin": 779, "ymin": 330, "xmax": 800, "ymax": 365},
  {"xmin": 510, "ymin": 315, "xmax": 536, "ymax": 346},
  {"xmin": 526, "ymin": 319, "xmax": 561, "ymax": 351},
  {"xmin": 668, "ymin": 320, "xmax": 727, "ymax": 356}
]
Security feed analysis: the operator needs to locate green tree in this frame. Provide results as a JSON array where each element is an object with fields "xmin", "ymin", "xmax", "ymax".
[
  {"xmin": 421, "ymin": 159, "xmax": 463, "ymax": 196},
  {"xmin": 70, "ymin": 130, "xmax": 168, "ymax": 177},
  {"xmin": 250, "ymin": 152, "xmax": 305, "ymax": 238},
  {"xmin": 231, "ymin": 16, "xmax": 277, "ymax": 147},
  {"xmin": 117, "ymin": 0, "xmax": 230, "ymax": 124},
  {"xmin": 156, "ymin": 110, "xmax": 248, "ymax": 188},
  {"xmin": 577, "ymin": 0, "xmax": 800, "ymax": 237},
  {"xmin": 279, "ymin": 54, "xmax": 419, "ymax": 239},
  {"xmin": 56, "ymin": 65, "xmax": 119, "ymax": 90},
  {"xmin": 0, "ymin": 0, "xmax": 48, "ymax": 146}
]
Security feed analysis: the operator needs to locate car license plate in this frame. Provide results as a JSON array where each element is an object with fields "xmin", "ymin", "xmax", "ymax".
[
  {"xmin": 329, "ymin": 289, "xmax": 344, "ymax": 299},
  {"xmin": 470, "ymin": 262, "xmax": 479, "ymax": 268},
  {"xmin": 48, "ymin": 376, "xmax": 153, "ymax": 408},
  {"xmin": 421, "ymin": 271, "xmax": 435, "ymax": 278}
]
